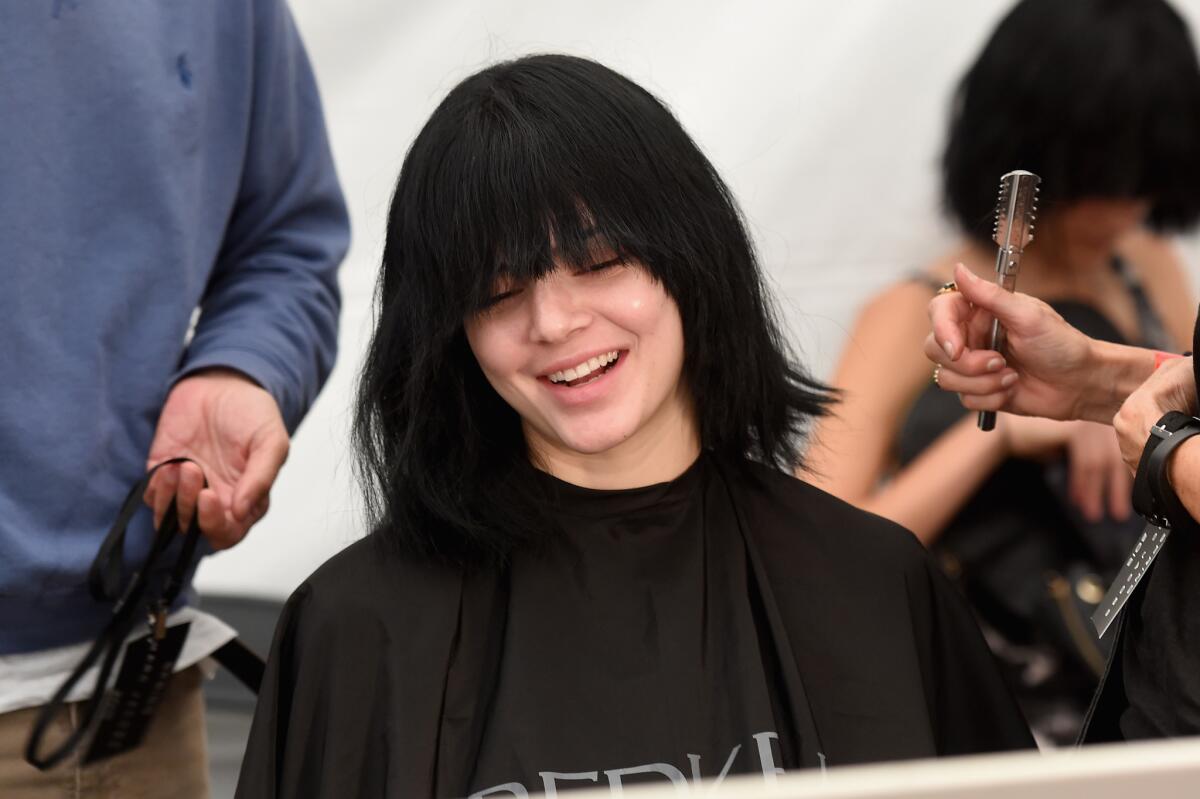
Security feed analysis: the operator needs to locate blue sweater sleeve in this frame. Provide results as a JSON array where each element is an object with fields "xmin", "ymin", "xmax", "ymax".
[{"xmin": 175, "ymin": 0, "xmax": 349, "ymax": 432}]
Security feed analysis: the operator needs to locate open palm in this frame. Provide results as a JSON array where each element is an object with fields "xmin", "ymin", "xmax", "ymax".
[{"xmin": 144, "ymin": 368, "xmax": 289, "ymax": 549}]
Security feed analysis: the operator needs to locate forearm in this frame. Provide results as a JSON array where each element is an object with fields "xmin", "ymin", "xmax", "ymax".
[
  {"xmin": 859, "ymin": 416, "xmax": 1008, "ymax": 546},
  {"xmin": 184, "ymin": 0, "xmax": 348, "ymax": 431},
  {"xmin": 1074, "ymin": 340, "xmax": 1159, "ymax": 425}
]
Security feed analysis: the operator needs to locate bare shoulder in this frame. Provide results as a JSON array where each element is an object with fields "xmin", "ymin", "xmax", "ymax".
[
  {"xmin": 1119, "ymin": 230, "xmax": 1197, "ymax": 349},
  {"xmin": 835, "ymin": 280, "xmax": 936, "ymax": 397},
  {"xmin": 1121, "ymin": 229, "xmax": 1186, "ymax": 276},
  {"xmin": 842, "ymin": 247, "xmax": 977, "ymax": 374},
  {"xmin": 857, "ymin": 279, "xmax": 934, "ymax": 326}
]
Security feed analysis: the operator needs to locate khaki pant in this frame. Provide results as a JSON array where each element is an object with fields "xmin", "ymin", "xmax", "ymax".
[{"xmin": 0, "ymin": 666, "xmax": 210, "ymax": 799}]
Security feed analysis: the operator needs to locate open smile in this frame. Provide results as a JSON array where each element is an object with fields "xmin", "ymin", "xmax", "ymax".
[
  {"xmin": 539, "ymin": 350, "xmax": 626, "ymax": 391},
  {"xmin": 545, "ymin": 350, "xmax": 622, "ymax": 387}
]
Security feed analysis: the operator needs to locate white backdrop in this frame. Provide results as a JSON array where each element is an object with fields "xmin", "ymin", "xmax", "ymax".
[{"xmin": 194, "ymin": 0, "xmax": 1200, "ymax": 599}]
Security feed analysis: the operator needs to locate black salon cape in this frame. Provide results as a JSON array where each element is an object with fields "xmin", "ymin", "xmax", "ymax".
[{"xmin": 235, "ymin": 460, "xmax": 1032, "ymax": 798}]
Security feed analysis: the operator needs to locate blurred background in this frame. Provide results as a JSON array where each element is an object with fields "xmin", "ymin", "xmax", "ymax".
[
  {"xmin": 194, "ymin": 0, "xmax": 1200, "ymax": 601},
  {"xmin": 190, "ymin": 1, "xmax": 1200, "ymax": 790}
]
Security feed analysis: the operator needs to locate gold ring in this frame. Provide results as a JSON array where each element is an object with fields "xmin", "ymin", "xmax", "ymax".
[
  {"xmin": 935, "ymin": 281, "xmax": 958, "ymax": 296},
  {"xmin": 932, "ymin": 365, "xmax": 942, "ymax": 387}
]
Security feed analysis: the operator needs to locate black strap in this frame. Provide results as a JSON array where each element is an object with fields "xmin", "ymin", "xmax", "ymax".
[
  {"xmin": 1132, "ymin": 412, "xmax": 1200, "ymax": 530},
  {"xmin": 25, "ymin": 458, "xmax": 204, "ymax": 770},
  {"xmin": 212, "ymin": 638, "xmax": 265, "ymax": 693}
]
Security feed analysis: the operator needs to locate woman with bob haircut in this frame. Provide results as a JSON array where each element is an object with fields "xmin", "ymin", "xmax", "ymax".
[
  {"xmin": 236, "ymin": 54, "xmax": 1031, "ymax": 798},
  {"xmin": 809, "ymin": 0, "xmax": 1200, "ymax": 744}
]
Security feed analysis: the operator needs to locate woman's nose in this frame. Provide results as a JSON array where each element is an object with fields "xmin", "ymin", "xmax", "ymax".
[{"xmin": 526, "ymin": 273, "xmax": 590, "ymax": 343}]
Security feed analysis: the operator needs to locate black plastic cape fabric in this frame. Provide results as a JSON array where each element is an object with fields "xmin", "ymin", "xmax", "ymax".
[{"xmin": 236, "ymin": 459, "xmax": 1033, "ymax": 797}]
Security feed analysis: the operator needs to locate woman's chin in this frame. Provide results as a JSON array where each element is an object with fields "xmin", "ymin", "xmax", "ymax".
[
  {"xmin": 556, "ymin": 435, "xmax": 631, "ymax": 457},
  {"xmin": 543, "ymin": 424, "xmax": 638, "ymax": 458}
]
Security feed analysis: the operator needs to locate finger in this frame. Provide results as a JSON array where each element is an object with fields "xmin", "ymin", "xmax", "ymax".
[
  {"xmin": 929, "ymin": 295, "xmax": 973, "ymax": 363},
  {"xmin": 954, "ymin": 262, "xmax": 1035, "ymax": 330},
  {"xmin": 1108, "ymin": 460, "xmax": 1133, "ymax": 521},
  {"xmin": 1113, "ymin": 404, "xmax": 1148, "ymax": 472},
  {"xmin": 152, "ymin": 464, "xmax": 180, "ymax": 531},
  {"xmin": 934, "ymin": 367, "xmax": 1017, "ymax": 397},
  {"xmin": 251, "ymin": 495, "xmax": 270, "ymax": 523},
  {"xmin": 174, "ymin": 462, "xmax": 205, "ymax": 532},
  {"xmin": 966, "ymin": 305, "xmax": 1000, "ymax": 352},
  {"xmin": 1076, "ymin": 431, "xmax": 1114, "ymax": 522},
  {"xmin": 233, "ymin": 435, "xmax": 289, "ymax": 522},
  {"xmin": 958, "ymin": 390, "xmax": 1014, "ymax": 413},
  {"xmin": 143, "ymin": 475, "xmax": 158, "ymax": 513},
  {"xmin": 924, "ymin": 335, "xmax": 1006, "ymax": 375},
  {"xmin": 197, "ymin": 488, "xmax": 236, "ymax": 550},
  {"xmin": 1070, "ymin": 455, "xmax": 1105, "ymax": 523}
]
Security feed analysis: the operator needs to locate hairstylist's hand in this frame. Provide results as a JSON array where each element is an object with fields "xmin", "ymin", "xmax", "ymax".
[
  {"xmin": 925, "ymin": 263, "xmax": 1095, "ymax": 420},
  {"xmin": 143, "ymin": 368, "xmax": 290, "ymax": 549},
  {"xmin": 1114, "ymin": 356, "xmax": 1197, "ymax": 474}
]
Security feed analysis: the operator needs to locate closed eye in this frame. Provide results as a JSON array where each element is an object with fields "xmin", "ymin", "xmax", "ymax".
[
  {"xmin": 576, "ymin": 256, "xmax": 626, "ymax": 275},
  {"xmin": 480, "ymin": 287, "xmax": 523, "ymax": 310}
]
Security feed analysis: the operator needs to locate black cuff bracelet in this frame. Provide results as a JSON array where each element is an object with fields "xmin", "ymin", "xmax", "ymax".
[{"xmin": 1132, "ymin": 411, "xmax": 1200, "ymax": 530}]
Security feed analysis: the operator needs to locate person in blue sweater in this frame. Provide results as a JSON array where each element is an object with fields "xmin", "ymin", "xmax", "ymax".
[{"xmin": 0, "ymin": 0, "xmax": 348, "ymax": 794}]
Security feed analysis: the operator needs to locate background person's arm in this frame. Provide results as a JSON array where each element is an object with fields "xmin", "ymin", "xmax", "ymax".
[
  {"xmin": 808, "ymin": 280, "xmax": 1096, "ymax": 543},
  {"xmin": 808, "ymin": 282, "xmax": 1002, "ymax": 543}
]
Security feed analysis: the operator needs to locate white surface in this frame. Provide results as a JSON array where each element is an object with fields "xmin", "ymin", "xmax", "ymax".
[
  {"xmin": 194, "ymin": 0, "xmax": 1200, "ymax": 600},
  {"xmin": 569, "ymin": 737, "xmax": 1200, "ymax": 798}
]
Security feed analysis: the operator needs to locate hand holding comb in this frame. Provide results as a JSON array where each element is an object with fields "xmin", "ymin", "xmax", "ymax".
[{"xmin": 978, "ymin": 170, "xmax": 1041, "ymax": 431}]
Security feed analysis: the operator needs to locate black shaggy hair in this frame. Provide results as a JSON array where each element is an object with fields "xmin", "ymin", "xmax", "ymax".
[
  {"xmin": 943, "ymin": 0, "xmax": 1200, "ymax": 241},
  {"xmin": 354, "ymin": 54, "xmax": 835, "ymax": 564}
]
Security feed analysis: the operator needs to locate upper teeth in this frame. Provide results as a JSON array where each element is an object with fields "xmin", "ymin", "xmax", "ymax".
[{"xmin": 548, "ymin": 351, "xmax": 620, "ymax": 383}]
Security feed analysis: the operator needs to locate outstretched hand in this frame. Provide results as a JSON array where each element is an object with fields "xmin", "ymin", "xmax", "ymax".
[
  {"xmin": 924, "ymin": 263, "xmax": 1095, "ymax": 421},
  {"xmin": 144, "ymin": 368, "xmax": 289, "ymax": 549}
]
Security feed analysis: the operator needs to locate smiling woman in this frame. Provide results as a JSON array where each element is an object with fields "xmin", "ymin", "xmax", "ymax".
[
  {"xmin": 352, "ymin": 52, "xmax": 837, "ymax": 562},
  {"xmin": 235, "ymin": 54, "xmax": 1034, "ymax": 798},
  {"xmin": 465, "ymin": 258, "xmax": 695, "ymax": 487}
]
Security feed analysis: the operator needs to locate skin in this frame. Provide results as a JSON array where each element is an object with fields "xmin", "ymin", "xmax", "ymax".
[
  {"xmin": 808, "ymin": 203, "xmax": 1194, "ymax": 544},
  {"xmin": 142, "ymin": 368, "xmax": 289, "ymax": 549},
  {"xmin": 464, "ymin": 257, "xmax": 699, "ymax": 490},
  {"xmin": 927, "ymin": 265, "xmax": 1200, "ymax": 524}
]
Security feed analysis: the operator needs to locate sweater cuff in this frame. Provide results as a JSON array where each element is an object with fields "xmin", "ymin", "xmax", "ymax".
[{"xmin": 171, "ymin": 348, "xmax": 301, "ymax": 433}]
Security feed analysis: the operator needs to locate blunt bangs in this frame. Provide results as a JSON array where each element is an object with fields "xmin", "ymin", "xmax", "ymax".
[
  {"xmin": 943, "ymin": 0, "xmax": 1200, "ymax": 240},
  {"xmin": 391, "ymin": 54, "xmax": 720, "ymax": 330},
  {"xmin": 358, "ymin": 54, "xmax": 835, "ymax": 563}
]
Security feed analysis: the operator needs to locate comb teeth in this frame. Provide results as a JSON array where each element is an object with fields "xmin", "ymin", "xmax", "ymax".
[{"xmin": 992, "ymin": 170, "xmax": 1042, "ymax": 249}]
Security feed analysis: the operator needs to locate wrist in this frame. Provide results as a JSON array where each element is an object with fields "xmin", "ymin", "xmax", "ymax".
[
  {"xmin": 1076, "ymin": 339, "xmax": 1157, "ymax": 424},
  {"xmin": 176, "ymin": 366, "xmax": 263, "ymax": 390}
]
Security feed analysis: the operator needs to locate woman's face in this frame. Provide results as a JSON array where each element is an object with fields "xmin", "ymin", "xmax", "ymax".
[{"xmin": 464, "ymin": 254, "xmax": 694, "ymax": 472}]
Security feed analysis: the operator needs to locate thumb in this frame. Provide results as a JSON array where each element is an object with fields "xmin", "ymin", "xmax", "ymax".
[
  {"xmin": 955, "ymin": 262, "xmax": 1032, "ymax": 331},
  {"xmin": 232, "ymin": 433, "xmax": 289, "ymax": 522}
]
